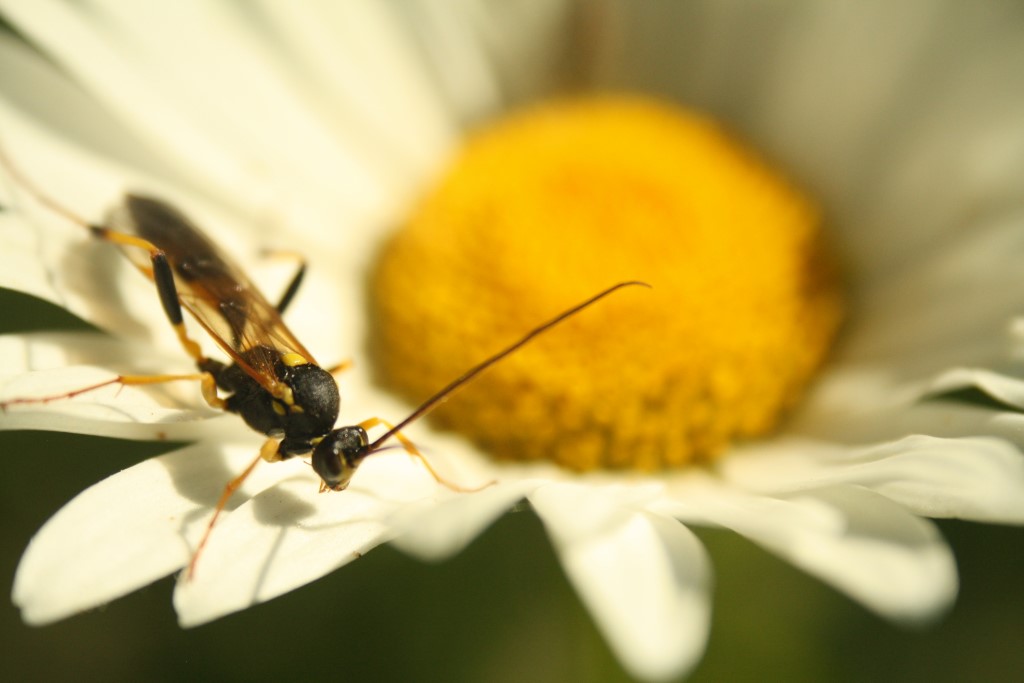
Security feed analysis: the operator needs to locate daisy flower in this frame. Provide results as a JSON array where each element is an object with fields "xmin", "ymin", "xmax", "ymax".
[{"xmin": 2, "ymin": 2, "xmax": 1024, "ymax": 681}]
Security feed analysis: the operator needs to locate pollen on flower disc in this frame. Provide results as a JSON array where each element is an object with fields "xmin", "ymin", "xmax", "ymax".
[{"xmin": 370, "ymin": 96, "xmax": 843, "ymax": 471}]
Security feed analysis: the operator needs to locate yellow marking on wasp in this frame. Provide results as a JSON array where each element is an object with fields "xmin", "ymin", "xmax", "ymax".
[
  {"xmin": 272, "ymin": 400, "xmax": 287, "ymax": 416},
  {"xmin": 199, "ymin": 373, "xmax": 226, "ymax": 410},
  {"xmin": 173, "ymin": 322, "xmax": 204, "ymax": 362},
  {"xmin": 281, "ymin": 353, "xmax": 308, "ymax": 367},
  {"xmin": 260, "ymin": 438, "xmax": 283, "ymax": 462},
  {"xmin": 95, "ymin": 228, "xmax": 157, "ymax": 252}
]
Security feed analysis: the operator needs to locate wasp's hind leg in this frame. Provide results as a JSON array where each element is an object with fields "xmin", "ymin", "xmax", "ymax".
[
  {"xmin": 0, "ymin": 224, "xmax": 225, "ymax": 411},
  {"xmin": 0, "ymin": 232, "xmax": 225, "ymax": 413},
  {"xmin": 0, "ymin": 370, "xmax": 225, "ymax": 412},
  {"xmin": 90, "ymin": 227, "xmax": 211, "ymax": 366}
]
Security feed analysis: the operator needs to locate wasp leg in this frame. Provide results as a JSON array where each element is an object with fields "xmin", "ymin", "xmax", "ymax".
[
  {"xmin": 0, "ymin": 144, "xmax": 92, "ymax": 228},
  {"xmin": 90, "ymin": 227, "xmax": 209, "ymax": 364},
  {"xmin": 325, "ymin": 360, "xmax": 353, "ymax": 378},
  {"xmin": 257, "ymin": 248, "xmax": 307, "ymax": 314},
  {"xmin": 186, "ymin": 439, "xmax": 278, "ymax": 580},
  {"xmin": 0, "ymin": 371, "xmax": 225, "ymax": 411},
  {"xmin": 277, "ymin": 257, "xmax": 306, "ymax": 314},
  {"xmin": 357, "ymin": 416, "xmax": 492, "ymax": 493}
]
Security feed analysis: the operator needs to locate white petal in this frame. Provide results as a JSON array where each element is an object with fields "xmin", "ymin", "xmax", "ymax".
[
  {"xmin": 791, "ymin": 380, "xmax": 1024, "ymax": 456},
  {"xmin": 0, "ymin": 29, "xmax": 169, "ymax": 176},
  {"xmin": 0, "ymin": 332, "xmax": 173, "ymax": 374},
  {"xmin": 97, "ymin": 1, "xmax": 394, "ymax": 221},
  {"xmin": 452, "ymin": 0, "xmax": 576, "ymax": 105},
  {"xmin": 531, "ymin": 483, "xmax": 710, "ymax": 682},
  {"xmin": 13, "ymin": 442, "xmax": 291, "ymax": 625},
  {"xmin": 723, "ymin": 435, "xmax": 1024, "ymax": 524},
  {"xmin": 925, "ymin": 367, "xmax": 1024, "ymax": 410},
  {"xmin": 391, "ymin": 479, "xmax": 541, "ymax": 561},
  {"xmin": 787, "ymin": 215, "xmax": 1024, "ymax": 449},
  {"xmin": 844, "ymin": 15, "xmax": 1024, "ymax": 281},
  {"xmin": 174, "ymin": 452, "xmax": 439, "ymax": 626},
  {"xmin": 0, "ymin": 0, "xmax": 281, "ymax": 211},
  {"xmin": 253, "ymin": 0, "xmax": 456, "ymax": 182},
  {"xmin": 0, "ymin": 0, "xmax": 240, "ymax": 202},
  {"xmin": 846, "ymin": 209, "xmax": 1024, "ymax": 368},
  {"xmin": 787, "ymin": 488, "xmax": 957, "ymax": 623},
  {"xmin": 0, "ymin": 97, "xmax": 135, "ymax": 319},
  {"xmin": 657, "ymin": 481, "xmax": 957, "ymax": 623},
  {"xmin": 6, "ymin": 0, "xmax": 438, "ymax": 241},
  {"xmin": 398, "ymin": 0, "xmax": 503, "ymax": 124}
]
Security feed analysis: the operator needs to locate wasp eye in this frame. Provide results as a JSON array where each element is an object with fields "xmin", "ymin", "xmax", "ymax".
[{"xmin": 311, "ymin": 426, "xmax": 369, "ymax": 490}]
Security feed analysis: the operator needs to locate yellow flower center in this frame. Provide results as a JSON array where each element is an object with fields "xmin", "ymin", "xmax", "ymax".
[{"xmin": 370, "ymin": 96, "xmax": 843, "ymax": 471}]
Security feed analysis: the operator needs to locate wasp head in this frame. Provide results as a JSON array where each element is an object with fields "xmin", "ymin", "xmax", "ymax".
[{"xmin": 311, "ymin": 425, "xmax": 370, "ymax": 491}]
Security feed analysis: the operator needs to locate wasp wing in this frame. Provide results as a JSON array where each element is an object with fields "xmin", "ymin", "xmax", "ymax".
[{"xmin": 107, "ymin": 194, "xmax": 316, "ymax": 396}]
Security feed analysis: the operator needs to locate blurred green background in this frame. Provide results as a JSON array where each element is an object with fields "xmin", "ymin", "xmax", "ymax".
[{"xmin": 2, "ymin": 287, "xmax": 1023, "ymax": 682}]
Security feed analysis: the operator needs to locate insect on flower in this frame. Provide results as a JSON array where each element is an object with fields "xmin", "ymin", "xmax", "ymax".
[{"xmin": 0, "ymin": 146, "xmax": 647, "ymax": 577}]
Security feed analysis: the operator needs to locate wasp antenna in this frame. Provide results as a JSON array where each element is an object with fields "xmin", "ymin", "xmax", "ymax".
[
  {"xmin": 0, "ymin": 142, "xmax": 93, "ymax": 229},
  {"xmin": 368, "ymin": 280, "xmax": 651, "ymax": 451}
]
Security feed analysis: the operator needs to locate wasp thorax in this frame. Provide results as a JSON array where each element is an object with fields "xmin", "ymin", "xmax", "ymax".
[
  {"xmin": 312, "ymin": 426, "xmax": 370, "ymax": 490},
  {"xmin": 281, "ymin": 363, "xmax": 340, "ymax": 438}
]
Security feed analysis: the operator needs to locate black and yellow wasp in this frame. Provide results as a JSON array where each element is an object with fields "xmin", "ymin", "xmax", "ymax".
[{"xmin": 0, "ymin": 146, "xmax": 644, "ymax": 574}]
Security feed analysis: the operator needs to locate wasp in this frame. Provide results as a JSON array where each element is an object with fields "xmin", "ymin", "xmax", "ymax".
[{"xmin": 0, "ymin": 146, "xmax": 646, "ymax": 576}]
